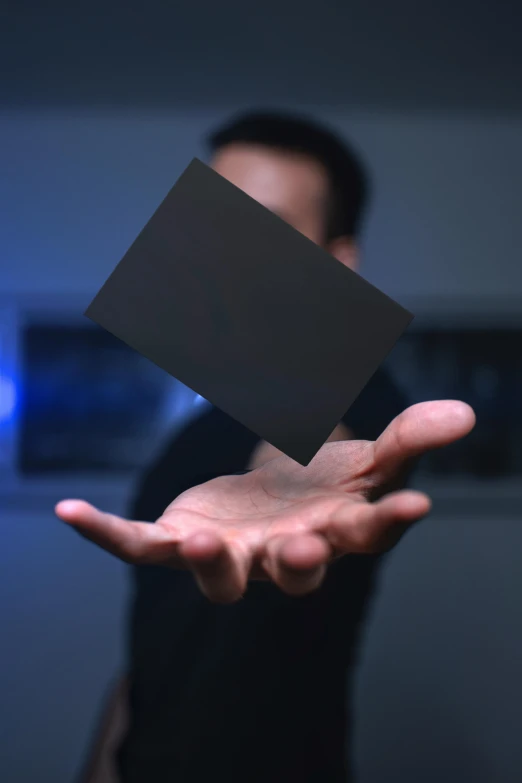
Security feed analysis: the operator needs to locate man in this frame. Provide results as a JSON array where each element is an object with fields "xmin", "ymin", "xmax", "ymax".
[{"xmin": 57, "ymin": 112, "xmax": 475, "ymax": 782}]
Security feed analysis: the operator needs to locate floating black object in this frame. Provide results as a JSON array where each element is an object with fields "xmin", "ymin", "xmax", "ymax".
[{"xmin": 86, "ymin": 158, "xmax": 413, "ymax": 465}]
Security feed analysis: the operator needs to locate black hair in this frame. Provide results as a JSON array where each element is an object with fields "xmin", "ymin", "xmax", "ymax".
[{"xmin": 207, "ymin": 110, "xmax": 370, "ymax": 241}]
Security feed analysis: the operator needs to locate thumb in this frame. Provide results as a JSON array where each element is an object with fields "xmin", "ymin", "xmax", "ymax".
[{"xmin": 372, "ymin": 400, "xmax": 476, "ymax": 481}]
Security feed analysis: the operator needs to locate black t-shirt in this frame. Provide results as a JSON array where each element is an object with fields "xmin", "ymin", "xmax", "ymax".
[{"xmin": 116, "ymin": 368, "xmax": 409, "ymax": 783}]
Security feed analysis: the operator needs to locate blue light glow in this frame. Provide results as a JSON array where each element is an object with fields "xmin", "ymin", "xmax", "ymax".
[{"xmin": 0, "ymin": 376, "xmax": 16, "ymax": 422}]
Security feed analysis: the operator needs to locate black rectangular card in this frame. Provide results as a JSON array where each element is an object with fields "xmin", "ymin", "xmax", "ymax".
[{"xmin": 86, "ymin": 158, "xmax": 413, "ymax": 465}]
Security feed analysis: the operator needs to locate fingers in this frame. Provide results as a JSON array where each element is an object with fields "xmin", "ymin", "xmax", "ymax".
[
  {"xmin": 261, "ymin": 490, "xmax": 429, "ymax": 596},
  {"xmin": 263, "ymin": 533, "xmax": 332, "ymax": 596},
  {"xmin": 56, "ymin": 499, "xmax": 250, "ymax": 603},
  {"xmin": 55, "ymin": 499, "xmax": 178, "ymax": 565},
  {"xmin": 178, "ymin": 533, "xmax": 250, "ymax": 604},
  {"xmin": 327, "ymin": 489, "xmax": 432, "ymax": 555},
  {"xmin": 371, "ymin": 400, "xmax": 476, "ymax": 484}
]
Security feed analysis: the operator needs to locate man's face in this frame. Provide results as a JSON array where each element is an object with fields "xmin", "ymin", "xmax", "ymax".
[
  {"xmin": 211, "ymin": 143, "xmax": 338, "ymax": 249},
  {"xmin": 211, "ymin": 143, "xmax": 358, "ymax": 270}
]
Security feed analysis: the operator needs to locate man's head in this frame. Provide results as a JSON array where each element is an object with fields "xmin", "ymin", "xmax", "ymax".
[{"xmin": 207, "ymin": 111, "xmax": 369, "ymax": 271}]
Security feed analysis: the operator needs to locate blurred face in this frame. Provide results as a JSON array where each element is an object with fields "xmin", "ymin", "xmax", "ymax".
[{"xmin": 211, "ymin": 143, "xmax": 358, "ymax": 269}]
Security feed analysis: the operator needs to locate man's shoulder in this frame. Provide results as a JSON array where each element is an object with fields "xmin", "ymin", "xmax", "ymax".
[
  {"xmin": 133, "ymin": 405, "xmax": 257, "ymax": 507},
  {"xmin": 165, "ymin": 403, "xmax": 255, "ymax": 453},
  {"xmin": 159, "ymin": 365, "xmax": 407, "ymax": 462}
]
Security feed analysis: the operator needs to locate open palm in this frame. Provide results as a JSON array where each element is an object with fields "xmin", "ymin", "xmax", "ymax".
[{"xmin": 56, "ymin": 400, "xmax": 475, "ymax": 602}]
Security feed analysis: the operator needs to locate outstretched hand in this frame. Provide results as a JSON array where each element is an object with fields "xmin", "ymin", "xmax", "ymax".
[{"xmin": 56, "ymin": 400, "xmax": 475, "ymax": 603}]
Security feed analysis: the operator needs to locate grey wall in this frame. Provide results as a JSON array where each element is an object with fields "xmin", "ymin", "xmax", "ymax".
[
  {"xmin": 2, "ymin": 105, "xmax": 522, "ymax": 782},
  {"xmin": 3, "ymin": 1, "xmax": 522, "ymax": 114},
  {"xmin": 3, "ymin": 108, "xmax": 522, "ymax": 302},
  {"xmin": 0, "ymin": 503, "xmax": 129, "ymax": 783},
  {"xmin": 355, "ymin": 514, "xmax": 522, "ymax": 783}
]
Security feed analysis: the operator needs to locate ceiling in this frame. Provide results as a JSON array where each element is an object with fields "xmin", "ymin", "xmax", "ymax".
[{"xmin": 2, "ymin": 0, "xmax": 521, "ymax": 114}]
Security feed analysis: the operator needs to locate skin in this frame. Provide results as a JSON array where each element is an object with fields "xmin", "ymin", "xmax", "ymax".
[
  {"xmin": 55, "ymin": 144, "xmax": 477, "ymax": 603},
  {"xmin": 212, "ymin": 143, "xmax": 358, "ymax": 267}
]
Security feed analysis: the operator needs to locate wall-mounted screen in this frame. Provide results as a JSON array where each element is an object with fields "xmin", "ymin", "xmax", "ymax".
[
  {"xmin": 386, "ymin": 327, "xmax": 522, "ymax": 479},
  {"xmin": 19, "ymin": 323, "xmax": 207, "ymax": 474}
]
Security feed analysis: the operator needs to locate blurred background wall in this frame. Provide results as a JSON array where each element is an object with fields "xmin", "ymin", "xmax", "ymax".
[
  {"xmin": 3, "ymin": 110, "xmax": 522, "ymax": 302},
  {"xmin": 1, "ymin": 2, "xmax": 522, "ymax": 782}
]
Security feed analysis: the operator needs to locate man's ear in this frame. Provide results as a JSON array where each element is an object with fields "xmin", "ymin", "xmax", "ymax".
[{"xmin": 327, "ymin": 237, "xmax": 359, "ymax": 271}]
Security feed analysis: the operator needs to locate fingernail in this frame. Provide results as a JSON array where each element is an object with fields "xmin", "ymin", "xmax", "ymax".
[{"xmin": 56, "ymin": 500, "xmax": 79, "ymax": 513}]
